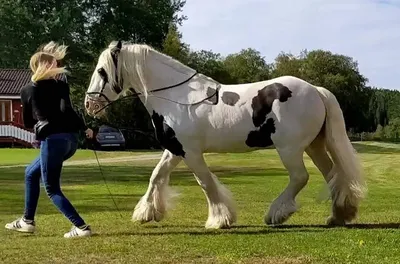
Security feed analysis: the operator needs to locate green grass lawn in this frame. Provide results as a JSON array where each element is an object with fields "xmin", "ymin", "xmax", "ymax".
[
  {"xmin": 1, "ymin": 142, "xmax": 400, "ymax": 263},
  {"xmin": 0, "ymin": 148, "xmax": 159, "ymax": 166}
]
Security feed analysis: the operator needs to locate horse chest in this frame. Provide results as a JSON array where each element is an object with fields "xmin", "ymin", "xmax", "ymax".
[{"xmin": 151, "ymin": 111, "xmax": 186, "ymax": 157}]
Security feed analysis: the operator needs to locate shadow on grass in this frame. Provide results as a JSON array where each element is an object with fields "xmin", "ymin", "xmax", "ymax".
[
  {"xmin": 14, "ymin": 222, "xmax": 400, "ymax": 239},
  {"xmin": 0, "ymin": 164, "xmax": 289, "ymax": 216},
  {"xmin": 29, "ymin": 229, "xmax": 321, "ymax": 239},
  {"xmin": 271, "ymin": 223, "xmax": 400, "ymax": 229},
  {"xmin": 0, "ymin": 192, "xmax": 142, "ymax": 215},
  {"xmin": 141, "ymin": 223, "xmax": 400, "ymax": 230},
  {"xmin": 0, "ymin": 165, "xmax": 289, "ymax": 186},
  {"xmin": 111, "ymin": 222, "xmax": 400, "ymax": 236},
  {"xmin": 0, "ymin": 164, "xmax": 288, "ymax": 213},
  {"xmin": 95, "ymin": 222, "xmax": 400, "ymax": 237},
  {"xmin": 97, "ymin": 228, "xmax": 325, "ymax": 237},
  {"xmin": 352, "ymin": 142, "xmax": 400, "ymax": 154}
]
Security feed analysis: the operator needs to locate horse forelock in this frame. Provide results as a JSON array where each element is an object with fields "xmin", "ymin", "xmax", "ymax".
[{"xmin": 91, "ymin": 49, "xmax": 119, "ymax": 90}]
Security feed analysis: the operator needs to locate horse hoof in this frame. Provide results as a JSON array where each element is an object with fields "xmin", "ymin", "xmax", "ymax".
[
  {"xmin": 265, "ymin": 200, "xmax": 296, "ymax": 226},
  {"xmin": 326, "ymin": 216, "xmax": 346, "ymax": 226}
]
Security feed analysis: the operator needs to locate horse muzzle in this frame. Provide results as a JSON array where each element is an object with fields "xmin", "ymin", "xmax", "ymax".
[{"xmin": 85, "ymin": 95, "xmax": 107, "ymax": 117}]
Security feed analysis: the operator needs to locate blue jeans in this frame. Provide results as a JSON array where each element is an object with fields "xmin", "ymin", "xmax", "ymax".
[{"xmin": 23, "ymin": 133, "xmax": 86, "ymax": 227}]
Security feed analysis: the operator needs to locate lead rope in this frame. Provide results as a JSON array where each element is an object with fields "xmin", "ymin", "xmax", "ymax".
[{"xmin": 78, "ymin": 108, "xmax": 124, "ymax": 218}]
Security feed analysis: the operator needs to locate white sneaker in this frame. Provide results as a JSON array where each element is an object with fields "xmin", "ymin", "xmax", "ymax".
[
  {"xmin": 5, "ymin": 218, "xmax": 36, "ymax": 233},
  {"xmin": 64, "ymin": 225, "xmax": 92, "ymax": 238}
]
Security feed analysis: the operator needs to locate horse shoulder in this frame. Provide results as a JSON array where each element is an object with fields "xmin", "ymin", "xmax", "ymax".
[{"xmin": 151, "ymin": 110, "xmax": 186, "ymax": 157}]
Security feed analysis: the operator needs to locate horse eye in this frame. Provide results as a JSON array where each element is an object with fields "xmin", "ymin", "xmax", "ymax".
[{"xmin": 97, "ymin": 68, "xmax": 108, "ymax": 82}]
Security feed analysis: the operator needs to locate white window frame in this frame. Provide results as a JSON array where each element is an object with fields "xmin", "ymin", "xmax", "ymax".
[{"xmin": 0, "ymin": 100, "xmax": 13, "ymax": 122}]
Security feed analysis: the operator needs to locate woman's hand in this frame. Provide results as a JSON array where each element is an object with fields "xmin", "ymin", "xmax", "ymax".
[{"xmin": 85, "ymin": 128, "xmax": 94, "ymax": 139}]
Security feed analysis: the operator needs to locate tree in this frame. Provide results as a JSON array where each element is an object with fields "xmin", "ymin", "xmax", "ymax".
[
  {"xmin": 162, "ymin": 23, "xmax": 189, "ymax": 62},
  {"xmin": 2, "ymin": 0, "xmax": 399, "ymax": 145},
  {"xmin": 88, "ymin": 0, "xmax": 186, "ymax": 51},
  {"xmin": 385, "ymin": 118, "xmax": 400, "ymax": 141},
  {"xmin": 368, "ymin": 88, "xmax": 389, "ymax": 128},
  {"xmin": 0, "ymin": 0, "xmax": 187, "ymax": 81},
  {"xmin": 271, "ymin": 49, "xmax": 370, "ymax": 132},
  {"xmin": 186, "ymin": 50, "xmax": 234, "ymax": 83},
  {"xmin": 0, "ymin": 0, "xmax": 187, "ymax": 149},
  {"xmin": 271, "ymin": 51, "xmax": 307, "ymax": 79},
  {"xmin": 0, "ymin": 0, "xmax": 90, "ymax": 69},
  {"xmin": 223, "ymin": 48, "xmax": 271, "ymax": 84},
  {"xmin": 383, "ymin": 89, "xmax": 400, "ymax": 122}
]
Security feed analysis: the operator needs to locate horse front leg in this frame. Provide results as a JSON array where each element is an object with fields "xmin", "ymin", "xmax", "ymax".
[
  {"xmin": 132, "ymin": 150, "xmax": 182, "ymax": 223},
  {"xmin": 265, "ymin": 148, "xmax": 309, "ymax": 225},
  {"xmin": 183, "ymin": 150, "xmax": 237, "ymax": 229}
]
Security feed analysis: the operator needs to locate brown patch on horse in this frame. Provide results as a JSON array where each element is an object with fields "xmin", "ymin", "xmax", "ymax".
[
  {"xmin": 245, "ymin": 83, "xmax": 292, "ymax": 148},
  {"xmin": 221, "ymin": 91, "xmax": 240, "ymax": 106}
]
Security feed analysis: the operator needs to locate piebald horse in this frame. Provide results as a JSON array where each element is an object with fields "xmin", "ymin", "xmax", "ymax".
[{"xmin": 84, "ymin": 41, "xmax": 366, "ymax": 229}]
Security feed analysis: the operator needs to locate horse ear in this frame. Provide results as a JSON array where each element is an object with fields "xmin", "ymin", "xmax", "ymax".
[
  {"xmin": 116, "ymin": 40, "xmax": 122, "ymax": 50},
  {"xmin": 110, "ymin": 40, "xmax": 122, "ymax": 67},
  {"xmin": 109, "ymin": 40, "xmax": 122, "ymax": 51}
]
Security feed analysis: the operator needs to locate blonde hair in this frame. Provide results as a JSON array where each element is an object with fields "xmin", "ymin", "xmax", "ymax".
[{"xmin": 30, "ymin": 41, "xmax": 68, "ymax": 82}]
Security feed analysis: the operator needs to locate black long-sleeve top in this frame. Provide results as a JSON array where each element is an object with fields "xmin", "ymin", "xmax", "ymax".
[{"xmin": 20, "ymin": 79, "xmax": 87, "ymax": 136}]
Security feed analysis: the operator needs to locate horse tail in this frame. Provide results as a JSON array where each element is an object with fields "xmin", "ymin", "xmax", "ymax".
[{"xmin": 315, "ymin": 86, "xmax": 366, "ymax": 223}]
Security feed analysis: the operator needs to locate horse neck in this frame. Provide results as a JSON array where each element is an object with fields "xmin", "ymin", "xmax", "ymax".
[
  {"xmin": 144, "ymin": 49, "xmax": 196, "ymax": 92},
  {"xmin": 124, "ymin": 48, "xmax": 198, "ymax": 113}
]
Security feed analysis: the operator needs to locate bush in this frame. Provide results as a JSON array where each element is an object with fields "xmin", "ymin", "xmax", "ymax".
[{"xmin": 363, "ymin": 118, "xmax": 400, "ymax": 143}]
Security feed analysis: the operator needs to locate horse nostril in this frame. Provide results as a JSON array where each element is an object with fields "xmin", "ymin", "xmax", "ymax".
[{"xmin": 85, "ymin": 101, "xmax": 90, "ymax": 109}]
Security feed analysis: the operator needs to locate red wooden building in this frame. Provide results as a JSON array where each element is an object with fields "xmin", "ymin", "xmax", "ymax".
[
  {"xmin": 0, "ymin": 69, "xmax": 34, "ymax": 146},
  {"xmin": 0, "ymin": 69, "xmax": 68, "ymax": 147},
  {"xmin": 0, "ymin": 69, "xmax": 31, "ymax": 124}
]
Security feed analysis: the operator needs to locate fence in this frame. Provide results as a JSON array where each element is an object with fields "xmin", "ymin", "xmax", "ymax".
[{"xmin": 0, "ymin": 121, "xmax": 34, "ymax": 147}]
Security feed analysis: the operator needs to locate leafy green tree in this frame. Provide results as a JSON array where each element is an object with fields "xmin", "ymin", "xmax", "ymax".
[
  {"xmin": 223, "ymin": 48, "xmax": 271, "ymax": 84},
  {"xmin": 374, "ymin": 124, "xmax": 385, "ymax": 140},
  {"xmin": 271, "ymin": 49, "xmax": 369, "ymax": 132},
  {"xmin": 162, "ymin": 23, "xmax": 189, "ymax": 62},
  {"xmin": 3, "ymin": 0, "xmax": 400, "ymax": 145},
  {"xmin": 186, "ymin": 50, "xmax": 234, "ymax": 83},
  {"xmin": 368, "ymin": 88, "xmax": 389, "ymax": 128},
  {"xmin": 384, "ymin": 118, "xmax": 400, "ymax": 141},
  {"xmin": 384, "ymin": 89, "xmax": 400, "ymax": 121},
  {"xmin": 271, "ymin": 52, "xmax": 304, "ymax": 78},
  {"xmin": 0, "ymin": 0, "xmax": 90, "ymax": 69},
  {"xmin": 88, "ymin": 0, "xmax": 186, "ymax": 51},
  {"xmin": 0, "ymin": 0, "xmax": 187, "ymax": 149}
]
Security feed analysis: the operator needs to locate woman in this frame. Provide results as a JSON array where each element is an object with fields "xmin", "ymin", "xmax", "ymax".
[{"xmin": 5, "ymin": 41, "xmax": 94, "ymax": 238}]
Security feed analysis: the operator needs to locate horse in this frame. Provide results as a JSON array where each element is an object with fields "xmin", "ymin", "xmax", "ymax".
[{"xmin": 84, "ymin": 40, "xmax": 366, "ymax": 229}]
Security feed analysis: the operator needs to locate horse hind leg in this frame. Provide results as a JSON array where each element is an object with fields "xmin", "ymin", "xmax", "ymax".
[
  {"xmin": 265, "ymin": 148, "xmax": 309, "ymax": 225},
  {"xmin": 132, "ymin": 150, "xmax": 182, "ymax": 223},
  {"xmin": 306, "ymin": 132, "xmax": 357, "ymax": 226},
  {"xmin": 183, "ymin": 151, "xmax": 236, "ymax": 229}
]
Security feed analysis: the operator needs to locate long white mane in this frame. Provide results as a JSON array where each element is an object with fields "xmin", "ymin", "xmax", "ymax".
[
  {"xmin": 99, "ymin": 42, "xmax": 195, "ymax": 100},
  {"xmin": 119, "ymin": 43, "xmax": 150, "ymax": 98}
]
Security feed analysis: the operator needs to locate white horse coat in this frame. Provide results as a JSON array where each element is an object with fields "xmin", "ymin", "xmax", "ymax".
[{"xmin": 85, "ymin": 41, "xmax": 366, "ymax": 229}]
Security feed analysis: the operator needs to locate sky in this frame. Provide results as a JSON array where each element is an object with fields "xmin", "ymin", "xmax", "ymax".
[{"xmin": 178, "ymin": 0, "xmax": 400, "ymax": 90}]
